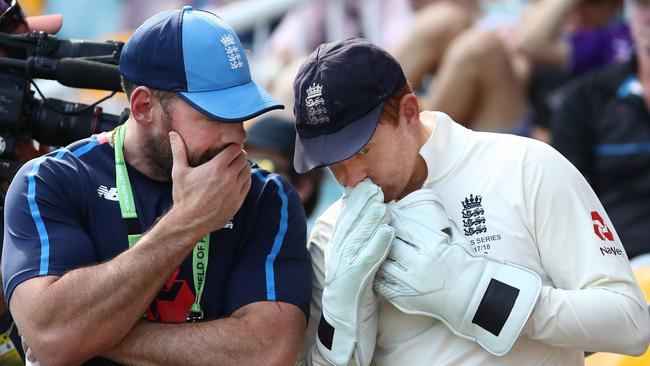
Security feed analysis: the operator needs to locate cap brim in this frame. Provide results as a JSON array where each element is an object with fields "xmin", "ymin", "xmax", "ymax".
[
  {"xmin": 294, "ymin": 102, "xmax": 383, "ymax": 174},
  {"xmin": 25, "ymin": 14, "xmax": 63, "ymax": 34},
  {"xmin": 178, "ymin": 80, "xmax": 284, "ymax": 123}
]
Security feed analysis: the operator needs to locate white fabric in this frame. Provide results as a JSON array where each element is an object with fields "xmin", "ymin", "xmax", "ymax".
[
  {"xmin": 314, "ymin": 180, "xmax": 395, "ymax": 365},
  {"xmin": 302, "ymin": 111, "xmax": 650, "ymax": 366},
  {"xmin": 375, "ymin": 188, "xmax": 541, "ymax": 356}
]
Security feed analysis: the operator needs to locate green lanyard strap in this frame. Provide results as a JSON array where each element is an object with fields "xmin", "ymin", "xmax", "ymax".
[{"xmin": 113, "ymin": 124, "xmax": 210, "ymax": 322}]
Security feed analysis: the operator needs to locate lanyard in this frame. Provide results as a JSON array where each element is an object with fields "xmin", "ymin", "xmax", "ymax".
[
  {"xmin": 113, "ymin": 124, "xmax": 210, "ymax": 322},
  {"xmin": 0, "ymin": 322, "xmax": 22, "ymax": 366}
]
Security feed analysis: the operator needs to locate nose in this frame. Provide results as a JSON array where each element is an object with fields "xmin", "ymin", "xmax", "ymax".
[
  {"xmin": 228, "ymin": 123, "xmax": 247, "ymax": 146},
  {"xmin": 331, "ymin": 158, "xmax": 367, "ymax": 187}
]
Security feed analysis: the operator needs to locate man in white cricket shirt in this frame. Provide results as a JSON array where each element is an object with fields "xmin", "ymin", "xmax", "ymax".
[{"xmin": 292, "ymin": 37, "xmax": 650, "ymax": 366}]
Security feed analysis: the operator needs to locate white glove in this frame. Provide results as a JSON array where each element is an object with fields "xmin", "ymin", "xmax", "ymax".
[
  {"xmin": 374, "ymin": 188, "xmax": 541, "ymax": 356},
  {"xmin": 317, "ymin": 180, "xmax": 395, "ymax": 365}
]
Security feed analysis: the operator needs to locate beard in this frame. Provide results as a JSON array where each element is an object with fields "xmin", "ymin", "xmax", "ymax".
[
  {"xmin": 143, "ymin": 109, "xmax": 174, "ymax": 180},
  {"xmin": 143, "ymin": 132, "xmax": 174, "ymax": 180},
  {"xmin": 141, "ymin": 109, "xmax": 234, "ymax": 180}
]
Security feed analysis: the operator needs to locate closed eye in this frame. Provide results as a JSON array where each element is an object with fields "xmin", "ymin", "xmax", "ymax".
[{"xmin": 357, "ymin": 146, "xmax": 370, "ymax": 155}]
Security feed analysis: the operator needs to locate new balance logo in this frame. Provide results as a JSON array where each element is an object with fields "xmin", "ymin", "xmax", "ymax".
[{"xmin": 97, "ymin": 185, "xmax": 118, "ymax": 201}]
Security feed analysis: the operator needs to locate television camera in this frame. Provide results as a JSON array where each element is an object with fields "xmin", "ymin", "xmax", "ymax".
[{"xmin": 0, "ymin": 30, "xmax": 128, "ymax": 207}]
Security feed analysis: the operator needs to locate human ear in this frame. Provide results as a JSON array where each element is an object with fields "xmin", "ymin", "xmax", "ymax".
[
  {"xmin": 399, "ymin": 94, "xmax": 420, "ymax": 126},
  {"xmin": 129, "ymin": 86, "xmax": 156, "ymax": 124}
]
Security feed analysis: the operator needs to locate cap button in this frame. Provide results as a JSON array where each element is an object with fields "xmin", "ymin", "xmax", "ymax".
[{"xmin": 182, "ymin": 5, "xmax": 193, "ymax": 11}]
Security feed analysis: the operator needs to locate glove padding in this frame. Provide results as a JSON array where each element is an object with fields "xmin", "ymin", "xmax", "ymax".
[
  {"xmin": 318, "ymin": 180, "xmax": 395, "ymax": 365},
  {"xmin": 373, "ymin": 188, "xmax": 541, "ymax": 356}
]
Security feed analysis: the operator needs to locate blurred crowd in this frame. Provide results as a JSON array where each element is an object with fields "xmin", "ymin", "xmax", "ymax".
[{"xmin": 2, "ymin": 0, "xmax": 650, "ymax": 364}]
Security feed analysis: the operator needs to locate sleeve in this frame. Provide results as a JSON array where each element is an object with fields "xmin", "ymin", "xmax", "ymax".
[
  {"xmin": 2, "ymin": 156, "xmax": 99, "ymax": 304},
  {"xmin": 522, "ymin": 140, "xmax": 650, "ymax": 355},
  {"xmin": 551, "ymin": 79, "xmax": 594, "ymax": 177},
  {"xmin": 224, "ymin": 173, "xmax": 311, "ymax": 319}
]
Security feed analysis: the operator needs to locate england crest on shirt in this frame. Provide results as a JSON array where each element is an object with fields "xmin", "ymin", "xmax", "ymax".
[{"xmin": 461, "ymin": 194, "xmax": 486, "ymax": 236}]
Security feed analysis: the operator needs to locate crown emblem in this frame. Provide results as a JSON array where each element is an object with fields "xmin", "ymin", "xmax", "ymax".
[
  {"xmin": 220, "ymin": 34, "xmax": 236, "ymax": 47},
  {"xmin": 220, "ymin": 34, "xmax": 243, "ymax": 69},
  {"xmin": 306, "ymin": 83, "xmax": 323, "ymax": 99},
  {"xmin": 462, "ymin": 194, "xmax": 482, "ymax": 209},
  {"xmin": 304, "ymin": 82, "xmax": 329, "ymax": 125}
]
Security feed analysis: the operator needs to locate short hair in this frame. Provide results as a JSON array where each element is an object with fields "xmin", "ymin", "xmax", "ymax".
[
  {"xmin": 379, "ymin": 81, "xmax": 415, "ymax": 126},
  {"xmin": 120, "ymin": 76, "xmax": 177, "ymax": 114}
]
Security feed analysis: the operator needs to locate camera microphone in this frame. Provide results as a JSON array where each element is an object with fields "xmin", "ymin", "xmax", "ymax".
[
  {"xmin": 0, "ymin": 56, "xmax": 123, "ymax": 91},
  {"xmin": 55, "ymin": 58, "xmax": 121, "ymax": 91}
]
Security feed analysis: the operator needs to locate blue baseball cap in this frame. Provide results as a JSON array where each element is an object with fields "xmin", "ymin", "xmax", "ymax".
[
  {"xmin": 292, "ymin": 37, "xmax": 406, "ymax": 173},
  {"xmin": 119, "ymin": 6, "xmax": 283, "ymax": 122}
]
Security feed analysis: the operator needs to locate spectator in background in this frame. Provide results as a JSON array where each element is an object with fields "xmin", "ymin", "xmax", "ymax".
[
  {"xmin": 246, "ymin": 118, "xmax": 320, "ymax": 216},
  {"xmin": 264, "ymin": 0, "xmax": 414, "ymax": 69},
  {"xmin": 246, "ymin": 117, "xmax": 343, "ymax": 233},
  {"xmin": 260, "ymin": 0, "xmax": 418, "ymax": 120},
  {"xmin": 393, "ymin": 0, "xmax": 523, "ymax": 90},
  {"xmin": 553, "ymin": 0, "xmax": 650, "ymax": 261},
  {"xmin": 519, "ymin": 0, "xmax": 632, "ymax": 141},
  {"xmin": 517, "ymin": 0, "xmax": 631, "ymax": 75},
  {"xmin": 418, "ymin": 0, "xmax": 626, "ymax": 139}
]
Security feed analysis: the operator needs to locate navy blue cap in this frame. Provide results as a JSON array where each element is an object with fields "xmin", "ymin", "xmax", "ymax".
[
  {"xmin": 119, "ymin": 6, "xmax": 283, "ymax": 122},
  {"xmin": 292, "ymin": 37, "xmax": 406, "ymax": 173},
  {"xmin": 246, "ymin": 117, "xmax": 296, "ymax": 158}
]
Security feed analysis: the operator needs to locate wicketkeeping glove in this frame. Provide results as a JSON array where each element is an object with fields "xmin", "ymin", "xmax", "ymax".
[
  {"xmin": 317, "ymin": 180, "xmax": 395, "ymax": 365},
  {"xmin": 373, "ymin": 188, "xmax": 541, "ymax": 356}
]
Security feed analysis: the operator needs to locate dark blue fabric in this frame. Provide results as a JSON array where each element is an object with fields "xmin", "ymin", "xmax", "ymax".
[
  {"xmin": 2, "ymin": 136, "xmax": 311, "ymax": 322},
  {"xmin": 552, "ymin": 57, "xmax": 650, "ymax": 259},
  {"xmin": 119, "ymin": 9, "xmax": 187, "ymax": 91},
  {"xmin": 118, "ymin": 7, "xmax": 283, "ymax": 122},
  {"xmin": 293, "ymin": 37, "xmax": 406, "ymax": 138},
  {"xmin": 292, "ymin": 37, "xmax": 406, "ymax": 173}
]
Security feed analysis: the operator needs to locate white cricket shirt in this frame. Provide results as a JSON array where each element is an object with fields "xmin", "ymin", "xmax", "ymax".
[{"xmin": 304, "ymin": 112, "xmax": 649, "ymax": 366}]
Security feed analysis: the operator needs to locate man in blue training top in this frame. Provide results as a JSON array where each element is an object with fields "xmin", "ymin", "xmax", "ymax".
[{"xmin": 2, "ymin": 7, "xmax": 311, "ymax": 366}]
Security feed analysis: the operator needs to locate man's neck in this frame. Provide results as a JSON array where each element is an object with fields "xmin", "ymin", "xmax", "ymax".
[
  {"xmin": 118, "ymin": 119, "xmax": 170, "ymax": 182},
  {"xmin": 400, "ymin": 118, "xmax": 435, "ymax": 198}
]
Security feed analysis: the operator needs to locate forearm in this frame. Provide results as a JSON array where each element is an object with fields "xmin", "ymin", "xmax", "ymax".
[
  {"xmin": 516, "ymin": 0, "xmax": 577, "ymax": 64},
  {"xmin": 11, "ymin": 208, "xmax": 200, "ymax": 365},
  {"xmin": 104, "ymin": 309, "xmax": 303, "ymax": 366},
  {"xmin": 525, "ymin": 285, "xmax": 650, "ymax": 355}
]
